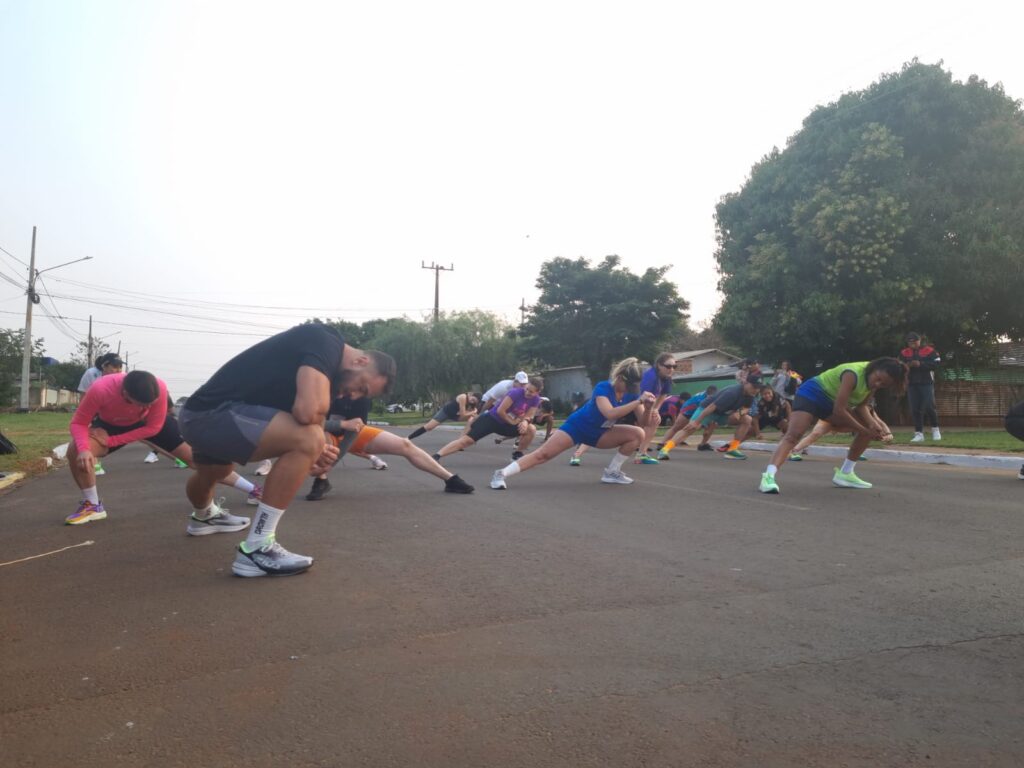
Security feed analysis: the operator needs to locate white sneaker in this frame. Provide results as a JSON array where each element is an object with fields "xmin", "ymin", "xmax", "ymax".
[
  {"xmin": 254, "ymin": 459, "xmax": 273, "ymax": 476},
  {"xmin": 910, "ymin": 432, "xmax": 925, "ymax": 443},
  {"xmin": 186, "ymin": 499, "xmax": 251, "ymax": 536},
  {"xmin": 369, "ymin": 455, "xmax": 388, "ymax": 470},
  {"xmin": 144, "ymin": 451, "xmax": 160, "ymax": 464},
  {"xmin": 490, "ymin": 470, "xmax": 507, "ymax": 490},
  {"xmin": 931, "ymin": 428, "xmax": 941, "ymax": 441},
  {"xmin": 601, "ymin": 469, "xmax": 635, "ymax": 485}
]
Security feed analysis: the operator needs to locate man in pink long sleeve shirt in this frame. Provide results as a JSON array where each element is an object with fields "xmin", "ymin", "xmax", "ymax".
[{"xmin": 65, "ymin": 371, "xmax": 260, "ymax": 526}]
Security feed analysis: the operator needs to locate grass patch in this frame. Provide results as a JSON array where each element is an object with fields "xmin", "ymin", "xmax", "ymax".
[
  {"xmin": 810, "ymin": 429, "xmax": 1024, "ymax": 452},
  {"xmin": 0, "ymin": 411, "xmax": 73, "ymax": 475}
]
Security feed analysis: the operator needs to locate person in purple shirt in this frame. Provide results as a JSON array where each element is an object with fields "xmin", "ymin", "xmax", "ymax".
[{"xmin": 433, "ymin": 377, "xmax": 544, "ymax": 462}]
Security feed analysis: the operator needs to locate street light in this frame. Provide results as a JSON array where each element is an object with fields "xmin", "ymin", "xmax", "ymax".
[{"xmin": 19, "ymin": 225, "xmax": 93, "ymax": 410}]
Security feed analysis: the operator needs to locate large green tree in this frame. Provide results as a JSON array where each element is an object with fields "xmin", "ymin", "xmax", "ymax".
[
  {"xmin": 714, "ymin": 61, "xmax": 1024, "ymax": 369},
  {"xmin": 520, "ymin": 255, "xmax": 688, "ymax": 381}
]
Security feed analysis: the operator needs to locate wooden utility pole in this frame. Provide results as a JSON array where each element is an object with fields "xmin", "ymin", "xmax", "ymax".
[
  {"xmin": 421, "ymin": 261, "xmax": 454, "ymax": 322},
  {"xmin": 87, "ymin": 315, "xmax": 93, "ymax": 365},
  {"xmin": 19, "ymin": 227, "xmax": 37, "ymax": 410}
]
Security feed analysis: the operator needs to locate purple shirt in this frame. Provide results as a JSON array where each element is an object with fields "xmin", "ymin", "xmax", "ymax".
[
  {"xmin": 488, "ymin": 387, "xmax": 540, "ymax": 421},
  {"xmin": 641, "ymin": 367, "xmax": 673, "ymax": 397}
]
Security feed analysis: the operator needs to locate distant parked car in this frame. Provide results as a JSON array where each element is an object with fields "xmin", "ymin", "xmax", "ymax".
[{"xmin": 385, "ymin": 403, "xmax": 406, "ymax": 413}]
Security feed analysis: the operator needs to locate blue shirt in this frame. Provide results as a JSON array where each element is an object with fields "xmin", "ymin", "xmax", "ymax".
[
  {"xmin": 563, "ymin": 380, "xmax": 639, "ymax": 433},
  {"xmin": 640, "ymin": 367, "xmax": 673, "ymax": 397}
]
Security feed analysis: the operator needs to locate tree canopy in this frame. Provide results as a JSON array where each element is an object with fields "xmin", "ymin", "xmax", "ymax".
[
  {"xmin": 519, "ymin": 255, "xmax": 688, "ymax": 382},
  {"xmin": 714, "ymin": 61, "xmax": 1024, "ymax": 369}
]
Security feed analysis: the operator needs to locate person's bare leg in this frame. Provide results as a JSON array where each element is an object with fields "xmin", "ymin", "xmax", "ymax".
[
  {"xmin": 768, "ymin": 411, "xmax": 815, "ymax": 468},
  {"xmin": 793, "ymin": 419, "xmax": 834, "ymax": 454},
  {"xmin": 364, "ymin": 431, "xmax": 451, "ymax": 480},
  {"xmin": 437, "ymin": 434, "xmax": 475, "ymax": 458},
  {"xmin": 168, "ymin": 442, "xmax": 248, "ymax": 490},
  {"xmin": 67, "ymin": 438, "xmax": 107, "ymax": 491},
  {"xmin": 638, "ymin": 412, "xmax": 660, "ymax": 456},
  {"xmin": 516, "ymin": 423, "xmax": 537, "ymax": 451}
]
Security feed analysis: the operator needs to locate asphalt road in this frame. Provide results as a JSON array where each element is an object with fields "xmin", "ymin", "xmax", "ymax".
[{"xmin": 2, "ymin": 433, "xmax": 1022, "ymax": 768}]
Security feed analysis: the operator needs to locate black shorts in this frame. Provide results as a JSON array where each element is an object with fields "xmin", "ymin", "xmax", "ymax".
[
  {"xmin": 1006, "ymin": 416, "xmax": 1024, "ymax": 442},
  {"xmin": 94, "ymin": 414, "xmax": 186, "ymax": 455},
  {"xmin": 792, "ymin": 394, "xmax": 834, "ymax": 422},
  {"xmin": 467, "ymin": 412, "xmax": 520, "ymax": 441},
  {"xmin": 759, "ymin": 413, "xmax": 784, "ymax": 430}
]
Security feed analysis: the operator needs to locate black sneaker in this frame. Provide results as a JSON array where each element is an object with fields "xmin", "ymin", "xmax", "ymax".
[
  {"xmin": 305, "ymin": 477, "xmax": 332, "ymax": 501},
  {"xmin": 432, "ymin": 453, "xmax": 442, "ymax": 462},
  {"xmin": 697, "ymin": 444, "xmax": 713, "ymax": 452},
  {"xmin": 511, "ymin": 450, "xmax": 524, "ymax": 461},
  {"xmin": 1019, "ymin": 464, "xmax": 1024, "ymax": 480},
  {"xmin": 444, "ymin": 474, "xmax": 474, "ymax": 493}
]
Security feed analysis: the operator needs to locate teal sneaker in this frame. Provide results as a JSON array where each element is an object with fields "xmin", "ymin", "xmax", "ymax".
[
  {"xmin": 656, "ymin": 450, "xmax": 670, "ymax": 461},
  {"xmin": 569, "ymin": 456, "xmax": 581, "ymax": 466},
  {"xmin": 635, "ymin": 454, "xmax": 659, "ymax": 465},
  {"xmin": 788, "ymin": 453, "xmax": 803, "ymax": 462},
  {"xmin": 832, "ymin": 468, "xmax": 872, "ymax": 489},
  {"xmin": 759, "ymin": 472, "xmax": 780, "ymax": 494},
  {"xmin": 723, "ymin": 449, "xmax": 747, "ymax": 460}
]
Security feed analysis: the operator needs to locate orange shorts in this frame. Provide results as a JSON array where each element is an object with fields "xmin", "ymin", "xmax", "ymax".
[{"xmin": 342, "ymin": 426, "xmax": 382, "ymax": 457}]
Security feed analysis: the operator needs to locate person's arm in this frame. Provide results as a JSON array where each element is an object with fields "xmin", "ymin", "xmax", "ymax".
[
  {"xmin": 107, "ymin": 395, "xmax": 169, "ymax": 448},
  {"xmin": 919, "ymin": 347, "xmax": 941, "ymax": 371},
  {"xmin": 70, "ymin": 386, "xmax": 101, "ymax": 453},
  {"xmin": 595, "ymin": 394, "xmax": 648, "ymax": 422},
  {"xmin": 855, "ymin": 404, "xmax": 893, "ymax": 442},
  {"xmin": 831, "ymin": 372, "xmax": 881, "ymax": 438},
  {"xmin": 456, "ymin": 394, "xmax": 474, "ymax": 420},
  {"xmin": 293, "ymin": 366, "xmax": 331, "ymax": 425},
  {"xmin": 495, "ymin": 395, "xmax": 519, "ymax": 424}
]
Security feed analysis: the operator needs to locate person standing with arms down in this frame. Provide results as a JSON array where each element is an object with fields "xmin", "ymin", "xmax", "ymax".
[
  {"xmin": 758, "ymin": 358, "xmax": 907, "ymax": 494},
  {"xmin": 179, "ymin": 324, "xmax": 396, "ymax": 578},
  {"xmin": 899, "ymin": 332, "xmax": 942, "ymax": 442},
  {"xmin": 489, "ymin": 358, "xmax": 655, "ymax": 489}
]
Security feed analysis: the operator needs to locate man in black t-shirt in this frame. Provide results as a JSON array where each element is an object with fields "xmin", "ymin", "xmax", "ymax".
[
  {"xmin": 668, "ymin": 377, "xmax": 760, "ymax": 460},
  {"xmin": 1005, "ymin": 400, "xmax": 1024, "ymax": 480},
  {"xmin": 180, "ymin": 324, "xmax": 396, "ymax": 577},
  {"xmin": 305, "ymin": 396, "xmax": 474, "ymax": 500}
]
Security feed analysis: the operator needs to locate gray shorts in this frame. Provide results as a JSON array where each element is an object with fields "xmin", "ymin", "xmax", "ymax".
[{"xmin": 179, "ymin": 402, "xmax": 280, "ymax": 465}]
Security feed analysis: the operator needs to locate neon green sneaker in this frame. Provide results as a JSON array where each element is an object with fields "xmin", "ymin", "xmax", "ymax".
[
  {"xmin": 788, "ymin": 453, "xmax": 803, "ymax": 462},
  {"xmin": 832, "ymin": 468, "xmax": 873, "ymax": 489},
  {"xmin": 759, "ymin": 472, "xmax": 780, "ymax": 494}
]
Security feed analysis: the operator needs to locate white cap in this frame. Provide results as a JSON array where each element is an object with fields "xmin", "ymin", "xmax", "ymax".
[{"xmin": 514, "ymin": 371, "xmax": 529, "ymax": 384}]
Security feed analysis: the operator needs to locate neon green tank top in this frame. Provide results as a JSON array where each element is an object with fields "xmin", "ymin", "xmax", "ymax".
[{"xmin": 815, "ymin": 362, "xmax": 872, "ymax": 407}]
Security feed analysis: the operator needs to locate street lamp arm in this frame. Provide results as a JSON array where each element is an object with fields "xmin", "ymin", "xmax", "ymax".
[{"xmin": 35, "ymin": 255, "xmax": 93, "ymax": 277}]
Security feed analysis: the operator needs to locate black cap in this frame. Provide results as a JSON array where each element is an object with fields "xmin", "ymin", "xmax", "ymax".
[
  {"xmin": 905, "ymin": 332, "xmax": 921, "ymax": 342},
  {"xmin": 746, "ymin": 375, "xmax": 762, "ymax": 386},
  {"xmin": 104, "ymin": 356, "xmax": 125, "ymax": 368}
]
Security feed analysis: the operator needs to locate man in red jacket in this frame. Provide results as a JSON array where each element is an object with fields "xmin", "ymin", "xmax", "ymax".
[{"xmin": 899, "ymin": 332, "xmax": 941, "ymax": 442}]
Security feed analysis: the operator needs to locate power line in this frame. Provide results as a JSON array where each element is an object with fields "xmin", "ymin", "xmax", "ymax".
[
  {"xmin": 0, "ymin": 243, "xmax": 29, "ymax": 268},
  {"xmin": 0, "ymin": 308, "xmax": 270, "ymax": 336}
]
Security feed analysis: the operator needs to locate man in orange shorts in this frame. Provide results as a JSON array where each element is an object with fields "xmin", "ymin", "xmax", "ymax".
[{"xmin": 306, "ymin": 395, "xmax": 474, "ymax": 500}]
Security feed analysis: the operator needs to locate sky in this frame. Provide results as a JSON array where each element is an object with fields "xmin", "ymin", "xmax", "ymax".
[{"xmin": 1, "ymin": 0, "xmax": 1021, "ymax": 396}]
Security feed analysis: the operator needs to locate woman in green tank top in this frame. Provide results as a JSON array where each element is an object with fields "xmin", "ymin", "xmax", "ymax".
[{"xmin": 758, "ymin": 357, "xmax": 908, "ymax": 495}]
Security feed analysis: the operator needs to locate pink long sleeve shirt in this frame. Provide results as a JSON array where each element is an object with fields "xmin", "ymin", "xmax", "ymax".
[{"xmin": 70, "ymin": 372, "xmax": 169, "ymax": 453}]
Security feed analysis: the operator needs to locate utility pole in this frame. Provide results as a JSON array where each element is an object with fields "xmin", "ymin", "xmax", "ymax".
[
  {"xmin": 421, "ymin": 261, "xmax": 454, "ymax": 322},
  {"xmin": 519, "ymin": 297, "xmax": 528, "ymax": 326},
  {"xmin": 18, "ymin": 227, "xmax": 94, "ymax": 410},
  {"xmin": 19, "ymin": 228, "xmax": 37, "ymax": 410},
  {"xmin": 87, "ymin": 315, "xmax": 93, "ymax": 365}
]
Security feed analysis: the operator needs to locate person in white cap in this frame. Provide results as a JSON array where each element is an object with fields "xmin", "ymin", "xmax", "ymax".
[{"xmin": 477, "ymin": 371, "xmax": 529, "ymax": 415}]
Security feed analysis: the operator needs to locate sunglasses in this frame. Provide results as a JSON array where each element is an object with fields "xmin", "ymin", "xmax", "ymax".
[{"xmin": 660, "ymin": 363, "xmax": 677, "ymax": 369}]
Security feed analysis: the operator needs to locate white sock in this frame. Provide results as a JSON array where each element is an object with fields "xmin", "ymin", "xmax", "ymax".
[
  {"xmin": 607, "ymin": 452, "xmax": 628, "ymax": 473},
  {"xmin": 83, "ymin": 486, "xmax": 99, "ymax": 504},
  {"xmin": 246, "ymin": 502, "xmax": 285, "ymax": 547},
  {"xmin": 842, "ymin": 459, "xmax": 857, "ymax": 474},
  {"xmin": 500, "ymin": 461, "xmax": 522, "ymax": 477},
  {"xmin": 766, "ymin": 464, "xmax": 778, "ymax": 477},
  {"xmin": 233, "ymin": 476, "xmax": 255, "ymax": 493}
]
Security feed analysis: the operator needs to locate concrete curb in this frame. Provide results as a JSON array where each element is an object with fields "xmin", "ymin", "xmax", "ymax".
[
  {"xmin": 389, "ymin": 424, "xmax": 1023, "ymax": 471},
  {"xmin": 0, "ymin": 472, "xmax": 26, "ymax": 491},
  {"xmin": 736, "ymin": 441, "xmax": 1023, "ymax": 471}
]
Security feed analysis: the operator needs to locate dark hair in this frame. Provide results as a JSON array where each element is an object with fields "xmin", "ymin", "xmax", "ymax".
[
  {"xmin": 705, "ymin": 385, "xmax": 718, "ymax": 396},
  {"xmin": 366, "ymin": 350, "xmax": 397, "ymax": 394},
  {"xmin": 655, "ymin": 352, "xmax": 675, "ymax": 367},
  {"xmin": 865, "ymin": 357, "xmax": 909, "ymax": 392},
  {"xmin": 745, "ymin": 375, "xmax": 762, "ymax": 387},
  {"xmin": 527, "ymin": 376, "xmax": 545, "ymax": 391},
  {"xmin": 122, "ymin": 370, "xmax": 160, "ymax": 404},
  {"xmin": 468, "ymin": 391, "xmax": 482, "ymax": 404},
  {"xmin": 94, "ymin": 354, "xmax": 108, "ymax": 369},
  {"xmin": 679, "ymin": 391, "xmax": 692, "ymax": 401}
]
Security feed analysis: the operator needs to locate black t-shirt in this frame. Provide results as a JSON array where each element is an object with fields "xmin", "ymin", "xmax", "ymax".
[
  {"xmin": 706, "ymin": 383, "xmax": 753, "ymax": 414},
  {"xmin": 1008, "ymin": 401, "xmax": 1024, "ymax": 419},
  {"xmin": 330, "ymin": 396, "xmax": 371, "ymax": 423},
  {"xmin": 187, "ymin": 324, "xmax": 345, "ymax": 412}
]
